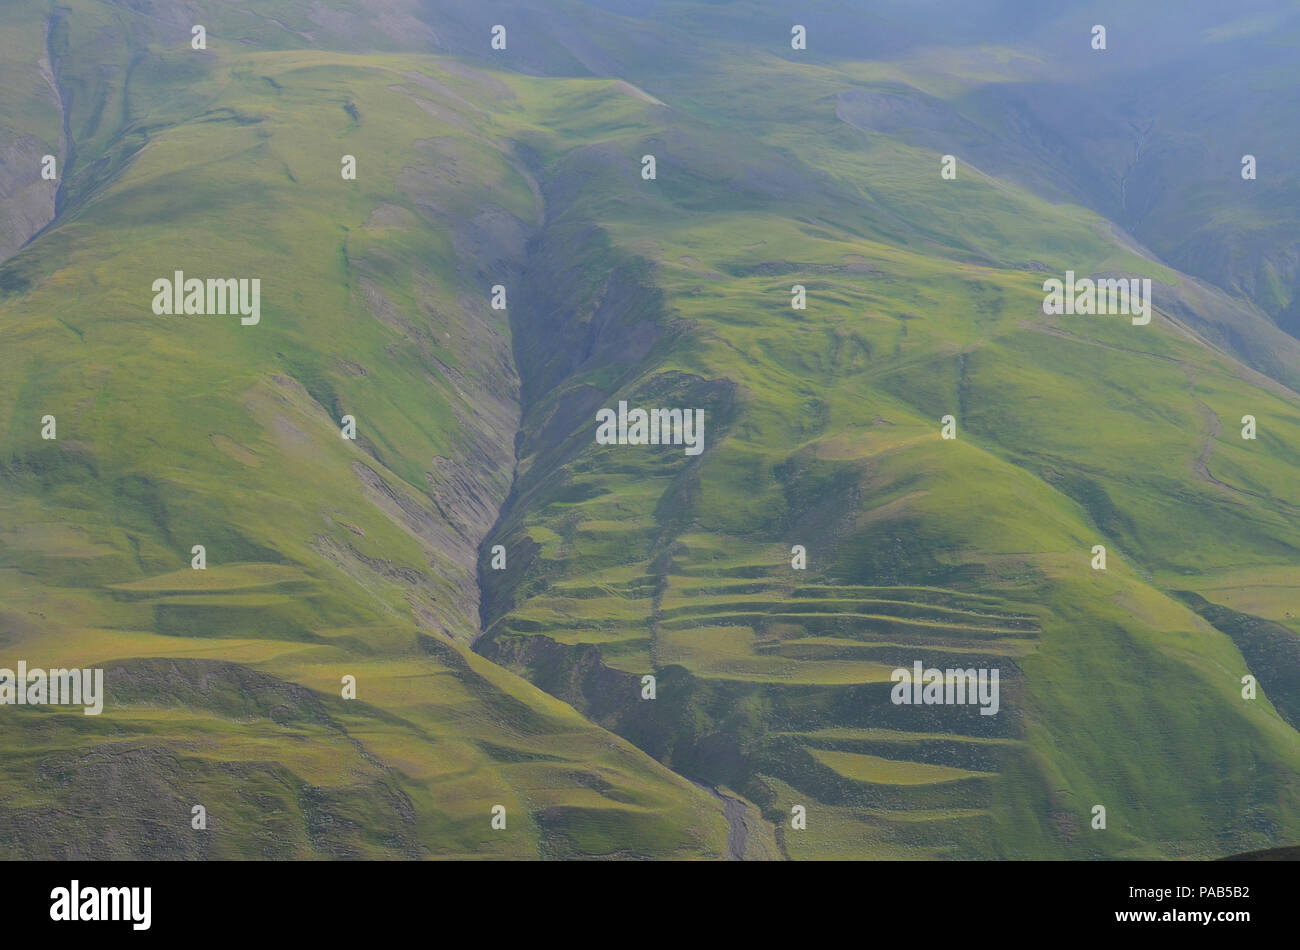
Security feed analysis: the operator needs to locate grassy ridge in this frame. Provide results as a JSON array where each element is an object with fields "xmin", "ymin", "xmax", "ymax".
[
  {"xmin": 475, "ymin": 46, "xmax": 1300, "ymax": 858},
  {"xmin": 0, "ymin": 8, "xmax": 735, "ymax": 858},
  {"xmin": 1, "ymin": 0, "xmax": 1297, "ymax": 860}
]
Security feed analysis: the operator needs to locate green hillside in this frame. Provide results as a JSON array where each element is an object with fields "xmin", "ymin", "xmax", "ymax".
[
  {"xmin": 472, "ymin": 15, "xmax": 1300, "ymax": 859},
  {"xmin": 1, "ymin": 0, "xmax": 1297, "ymax": 860},
  {"xmin": 0, "ymin": 7, "xmax": 746, "ymax": 859}
]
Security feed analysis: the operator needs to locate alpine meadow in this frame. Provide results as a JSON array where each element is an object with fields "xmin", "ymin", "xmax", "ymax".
[{"xmin": 1, "ymin": 0, "xmax": 1299, "ymax": 864}]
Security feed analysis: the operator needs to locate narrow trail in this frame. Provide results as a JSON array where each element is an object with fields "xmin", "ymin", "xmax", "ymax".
[
  {"xmin": 1189, "ymin": 381, "xmax": 1232, "ymax": 491},
  {"xmin": 1181, "ymin": 366, "xmax": 1299, "ymax": 512},
  {"xmin": 1025, "ymin": 323, "xmax": 1295, "ymax": 512},
  {"xmin": 692, "ymin": 781, "xmax": 753, "ymax": 860}
]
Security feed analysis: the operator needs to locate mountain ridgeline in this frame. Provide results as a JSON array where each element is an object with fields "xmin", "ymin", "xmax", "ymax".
[{"xmin": 0, "ymin": 0, "xmax": 1297, "ymax": 859}]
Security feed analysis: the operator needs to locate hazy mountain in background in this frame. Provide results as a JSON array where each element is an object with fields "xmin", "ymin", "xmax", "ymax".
[{"xmin": 1, "ymin": 0, "xmax": 1297, "ymax": 858}]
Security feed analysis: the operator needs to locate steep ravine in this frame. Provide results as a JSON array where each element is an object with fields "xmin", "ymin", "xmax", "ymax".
[
  {"xmin": 0, "ymin": 13, "xmax": 64, "ymax": 265},
  {"xmin": 469, "ymin": 148, "xmax": 783, "ymax": 858}
]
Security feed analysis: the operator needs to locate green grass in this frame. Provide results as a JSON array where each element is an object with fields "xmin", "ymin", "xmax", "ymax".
[
  {"xmin": 473, "ymin": 21, "xmax": 1300, "ymax": 860},
  {"xmin": 0, "ymin": 8, "xmax": 732, "ymax": 858},
  {"xmin": 3, "ymin": 0, "xmax": 1299, "ymax": 860}
]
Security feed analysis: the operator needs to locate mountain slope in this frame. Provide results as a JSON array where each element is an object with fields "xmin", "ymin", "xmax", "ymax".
[
  {"xmin": 1, "ymin": 0, "xmax": 1297, "ymax": 860},
  {"xmin": 469, "ymin": 8, "xmax": 1300, "ymax": 859},
  {"xmin": 0, "ymin": 5, "xmax": 743, "ymax": 859}
]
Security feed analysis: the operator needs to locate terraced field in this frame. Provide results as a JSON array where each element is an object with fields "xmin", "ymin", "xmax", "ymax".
[
  {"xmin": 482, "ymin": 528, "xmax": 1043, "ymax": 855},
  {"xmin": 2, "ymin": 0, "xmax": 1299, "ymax": 860},
  {"xmin": 471, "ymin": 5, "xmax": 1300, "ymax": 860}
]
